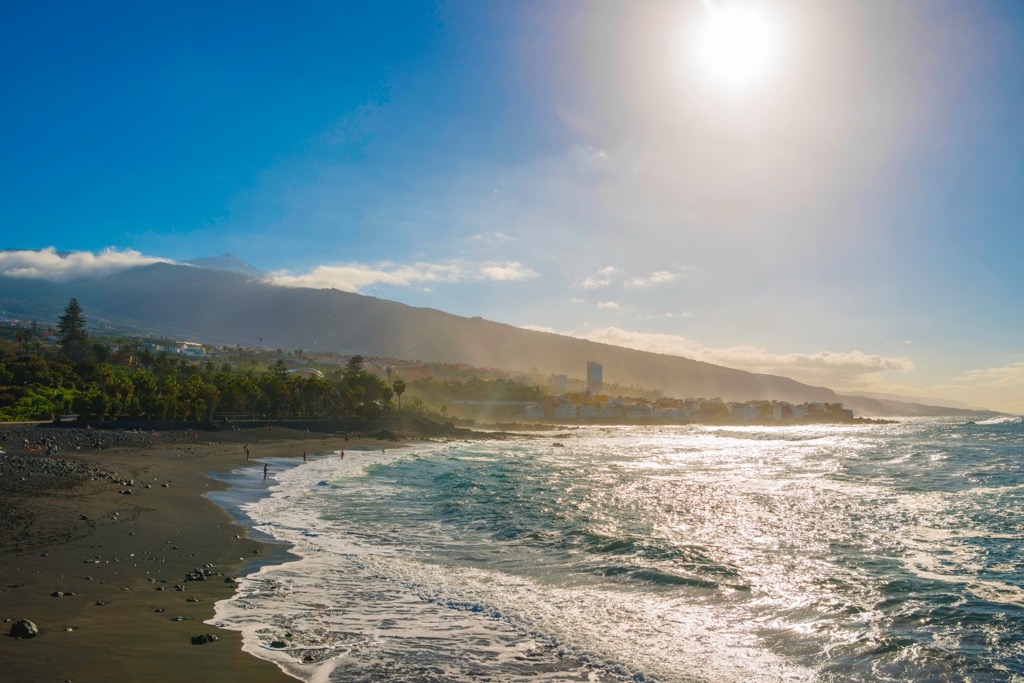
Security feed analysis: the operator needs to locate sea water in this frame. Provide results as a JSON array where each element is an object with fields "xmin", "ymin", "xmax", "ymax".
[{"xmin": 208, "ymin": 418, "xmax": 1024, "ymax": 682}]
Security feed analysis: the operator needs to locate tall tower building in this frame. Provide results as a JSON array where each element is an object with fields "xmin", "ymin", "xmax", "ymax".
[{"xmin": 586, "ymin": 360, "xmax": 603, "ymax": 394}]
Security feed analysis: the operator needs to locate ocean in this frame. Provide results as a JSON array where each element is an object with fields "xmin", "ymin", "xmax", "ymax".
[{"xmin": 207, "ymin": 417, "xmax": 1024, "ymax": 682}]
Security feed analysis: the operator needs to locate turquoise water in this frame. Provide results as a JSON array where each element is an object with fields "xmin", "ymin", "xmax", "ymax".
[{"xmin": 210, "ymin": 418, "xmax": 1024, "ymax": 682}]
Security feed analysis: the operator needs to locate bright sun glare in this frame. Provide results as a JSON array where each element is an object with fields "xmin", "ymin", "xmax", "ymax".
[{"xmin": 692, "ymin": 2, "xmax": 782, "ymax": 91}]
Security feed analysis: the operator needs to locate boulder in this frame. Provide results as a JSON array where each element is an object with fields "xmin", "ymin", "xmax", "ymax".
[
  {"xmin": 191, "ymin": 633, "xmax": 219, "ymax": 645},
  {"xmin": 10, "ymin": 619, "xmax": 38, "ymax": 639}
]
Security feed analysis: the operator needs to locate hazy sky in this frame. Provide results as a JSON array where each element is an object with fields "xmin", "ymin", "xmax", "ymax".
[{"xmin": 2, "ymin": 1, "xmax": 1023, "ymax": 412}]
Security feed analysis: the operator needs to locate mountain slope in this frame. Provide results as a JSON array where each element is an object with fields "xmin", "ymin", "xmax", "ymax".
[{"xmin": 0, "ymin": 264, "xmax": 994, "ymax": 417}]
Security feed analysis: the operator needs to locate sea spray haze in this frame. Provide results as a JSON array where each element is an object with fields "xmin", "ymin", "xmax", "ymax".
[{"xmin": 210, "ymin": 418, "xmax": 1024, "ymax": 682}]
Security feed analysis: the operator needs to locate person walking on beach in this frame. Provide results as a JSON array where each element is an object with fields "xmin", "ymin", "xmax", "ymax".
[
  {"xmin": 263, "ymin": 463, "xmax": 268, "ymax": 480},
  {"xmin": 303, "ymin": 451, "xmax": 307, "ymax": 463}
]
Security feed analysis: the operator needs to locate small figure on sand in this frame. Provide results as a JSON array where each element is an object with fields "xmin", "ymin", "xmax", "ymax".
[
  {"xmin": 340, "ymin": 450, "xmax": 344, "ymax": 460},
  {"xmin": 381, "ymin": 448, "xmax": 386, "ymax": 455},
  {"xmin": 245, "ymin": 445, "xmax": 250, "ymax": 460},
  {"xmin": 263, "ymin": 463, "xmax": 268, "ymax": 480},
  {"xmin": 303, "ymin": 451, "xmax": 307, "ymax": 463}
]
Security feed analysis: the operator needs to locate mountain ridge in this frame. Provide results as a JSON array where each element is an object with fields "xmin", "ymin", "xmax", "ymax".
[
  {"xmin": 182, "ymin": 252, "xmax": 266, "ymax": 277},
  {"xmin": 0, "ymin": 263, "xmax": 998, "ymax": 418}
]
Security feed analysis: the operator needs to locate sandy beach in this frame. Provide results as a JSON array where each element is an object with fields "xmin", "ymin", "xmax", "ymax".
[{"xmin": 0, "ymin": 425, "xmax": 396, "ymax": 683}]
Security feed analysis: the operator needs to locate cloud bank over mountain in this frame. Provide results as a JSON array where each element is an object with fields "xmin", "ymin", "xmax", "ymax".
[{"xmin": 0, "ymin": 247, "xmax": 174, "ymax": 281}]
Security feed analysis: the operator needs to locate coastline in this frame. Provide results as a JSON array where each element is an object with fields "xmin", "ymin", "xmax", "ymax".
[{"xmin": 0, "ymin": 426, "xmax": 401, "ymax": 683}]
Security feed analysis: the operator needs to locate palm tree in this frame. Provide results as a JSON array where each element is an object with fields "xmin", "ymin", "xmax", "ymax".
[
  {"xmin": 392, "ymin": 378, "xmax": 406, "ymax": 411},
  {"xmin": 14, "ymin": 328, "xmax": 31, "ymax": 354}
]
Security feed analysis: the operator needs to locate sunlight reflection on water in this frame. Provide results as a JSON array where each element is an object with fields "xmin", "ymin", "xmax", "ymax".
[{"xmin": 211, "ymin": 419, "xmax": 1024, "ymax": 682}]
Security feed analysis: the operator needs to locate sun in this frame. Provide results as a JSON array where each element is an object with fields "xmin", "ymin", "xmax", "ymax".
[{"xmin": 692, "ymin": 3, "xmax": 783, "ymax": 92}]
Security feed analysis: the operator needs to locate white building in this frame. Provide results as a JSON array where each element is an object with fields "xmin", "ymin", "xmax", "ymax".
[
  {"xmin": 523, "ymin": 405, "xmax": 545, "ymax": 418},
  {"xmin": 175, "ymin": 342, "xmax": 207, "ymax": 358},
  {"xmin": 626, "ymin": 404, "xmax": 653, "ymax": 419},
  {"xmin": 731, "ymin": 402, "xmax": 762, "ymax": 422},
  {"xmin": 553, "ymin": 403, "xmax": 577, "ymax": 419},
  {"xmin": 579, "ymin": 404, "xmax": 621, "ymax": 418}
]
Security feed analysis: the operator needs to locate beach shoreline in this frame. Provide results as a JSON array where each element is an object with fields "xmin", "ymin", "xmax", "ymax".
[{"xmin": 0, "ymin": 425, "xmax": 406, "ymax": 683}]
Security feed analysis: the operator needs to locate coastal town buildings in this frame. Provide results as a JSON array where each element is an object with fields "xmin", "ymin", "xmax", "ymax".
[
  {"xmin": 552, "ymin": 403, "xmax": 578, "ymax": 419},
  {"xmin": 523, "ymin": 395, "xmax": 856, "ymax": 425}
]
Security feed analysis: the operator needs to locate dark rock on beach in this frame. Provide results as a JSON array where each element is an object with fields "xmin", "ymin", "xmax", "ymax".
[{"xmin": 9, "ymin": 619, "xmax": 39, "ymax": 639}]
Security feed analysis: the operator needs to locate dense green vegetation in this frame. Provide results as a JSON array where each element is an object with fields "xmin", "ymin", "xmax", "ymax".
[
  {"xmin": 0, "ymin": 350, "xmax": 400, "ymax": 422},
  {"xmin": 0, "ymin": 299, "xmax": 546, "ymax": 423},
  {"xmin": 0, "ymin": 300, "xmax": 403, "ymax": 422}
]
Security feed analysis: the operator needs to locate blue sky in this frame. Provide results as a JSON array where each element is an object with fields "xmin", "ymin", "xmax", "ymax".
[{"xmin": 2, "ymin": 1, "xmax": 1023, "ymax": 412}]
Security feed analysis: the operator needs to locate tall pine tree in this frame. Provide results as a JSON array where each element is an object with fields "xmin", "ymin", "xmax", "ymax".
[{"xmin": 57, "ymin": 297, "xmax": 90, "ymax": 361}]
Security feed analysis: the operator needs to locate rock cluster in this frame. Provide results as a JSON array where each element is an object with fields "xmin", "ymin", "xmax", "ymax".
[
  {"xmin": 0, "ymin": 455, "xmax": 112, "ymax": 495},
  {"xmin": 184, "ymin": 564, "xmax": 220, "ymax": 582},
  {"xmin": 0, "ymin": 427, "xmax": 165, "ymax": 452}
]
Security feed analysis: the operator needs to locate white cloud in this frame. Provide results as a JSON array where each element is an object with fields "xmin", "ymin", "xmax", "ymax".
[
  {"xmin": 478, "ymin": 261, "xmax": 538, "ymax": 281},
  {"xmin": 470, "ymin": 231, "xmax": 515, "ymax": 244},
  {"xmin": 267, "ymin": 262, "xmax": 461, "ymax": 292},
  {"xmin": 637, "ymin": 312, "xmax": 691, "ymax": 320},
  {"xmin": 597, "ymin": 301, "xmax": 620, "ymax": 310},
  {"xmin": 570, "ymin": 145, "xmax": 614, "ymax": 173},
  {"xmin": 583, "ymin": 326, "xmax": 914, "ymax": 388},
  {"xmin": 577, "ymin": 266, "xmax": 617, "ymax": 289},
  {"xmin": 576, "ymin": 266, "xmax": 683, "ymax": 290},
  {"xmin": 627, "ymin": 270, "xmax": 680, "ymax": 287},
  {"xmin": 267, "ymin": 259, "xmax": 536, "ymax": 292},
  {"xmin": 0, "ymin": 247, "xmax": 175, "ymax": 281},
  {"xmin": 899, "ymin": 361, "xmax": 1024, "ymax": 413},
  {"xmin": 955, "ymin": 361, "xmax": 1024, "ymax": 389}
]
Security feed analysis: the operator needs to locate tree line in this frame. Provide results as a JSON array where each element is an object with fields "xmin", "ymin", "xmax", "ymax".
[{"xmin": 0, "ymin": 299, "xmax": 408, "ymax": 422}]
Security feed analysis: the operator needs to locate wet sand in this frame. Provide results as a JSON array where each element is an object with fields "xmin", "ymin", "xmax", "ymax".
[{"xmin": 0, "ymin": 426, "xmax": 397, "ymax": 683}]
